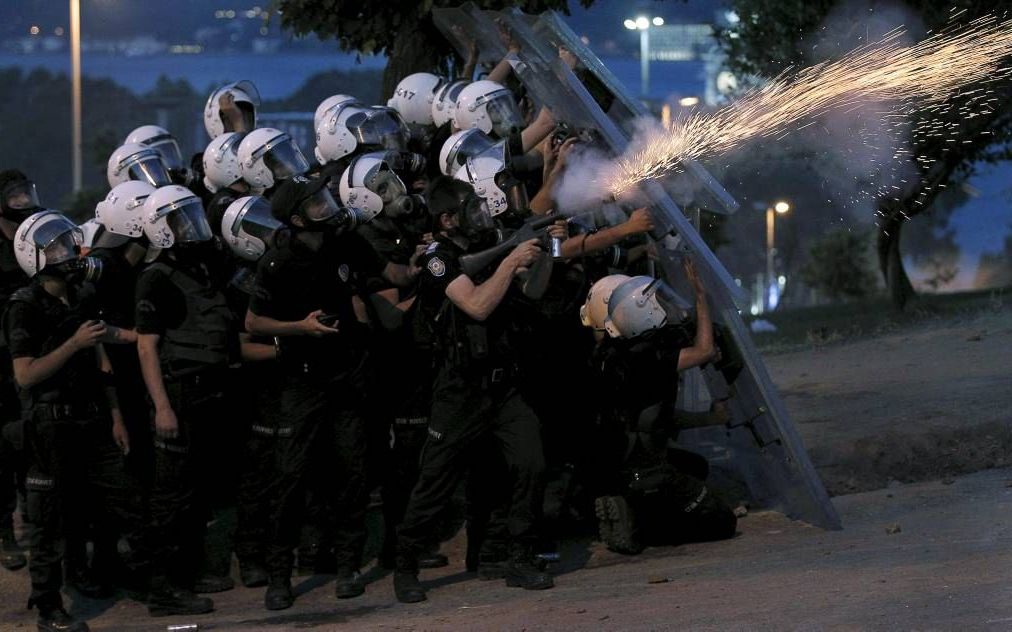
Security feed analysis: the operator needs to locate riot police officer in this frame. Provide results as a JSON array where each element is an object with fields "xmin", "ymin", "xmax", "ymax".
[
  {"xmin": 134, "ymin": 185, "xmax": 240, "ymax": 617},
  {"xmin": 0, "ymin": 168, "xmax": 39, "ymax": 572},
  {"xmin": 3, "ymin": 210, "xmax": 137, "ymax": 632},
  {"xmin": 245, "ymin": 175, "xmax": 417, "ymax": 610},
  {"xmin": 392, "ymin": 176, "xmax": 556, "ymax": 604},
  {"xmin": 581, "ymin": 260, "xmax": 737, "ymax": 554}
]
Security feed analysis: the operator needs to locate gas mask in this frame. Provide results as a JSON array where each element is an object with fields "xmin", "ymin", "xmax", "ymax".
[{"xmin": 48, "ymin": 256, "xmax": 104, "ymax": 284}]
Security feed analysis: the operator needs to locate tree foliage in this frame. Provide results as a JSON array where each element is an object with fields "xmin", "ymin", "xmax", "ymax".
[
  {"xmin": 801, "ymin": 228, "xmax": 879, "ymax": 301},
  {"xmin": 715, "ymin": 0, "xmax": 1012, "ymax": 309},
  {"xmin": 274, "ymin": 0, "xmax": 593, "ymax": 97}
]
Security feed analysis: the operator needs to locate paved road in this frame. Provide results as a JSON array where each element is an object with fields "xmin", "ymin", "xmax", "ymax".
[{"xmin": 3, "ymin": 467, "xmax": 1012, "ymax": 630}]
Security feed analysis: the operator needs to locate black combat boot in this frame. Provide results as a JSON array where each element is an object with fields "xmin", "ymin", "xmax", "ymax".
[
  {"xmin": 66, "ymin": 567, "xmax": 113, "ymax": 600},
  {"xmin": 264, "ymin": 575, "xmax": 294, "ymax": 611},
  {"xmin": 36, "ymin": 605, "xmax": 89, "ymax": 632},
  {"xmin": 147, "ymin": 580, "xmax": 214, "ymax": 617},
  {"xmin": 392, "ymin": 554, "xmax": 425, "ymax": 603},
  {"xmin": 334, "ymin": 567, "xmax": 365, "ymax": 599},
  {"xmin": 239, "ymin": 557, "xmax": 269, "ymax": 588},
  {"xmin": 0, "ymin": 526, "xmax": 26, "ymax": 571},
  {"xmin": 505, "ymin": 545, "xmax": 554, "ymax": 590},
  {"xmin": 477, "ymin": 551, "xmax": 509, "ymax": 580},
  {"xmin": 594, "ymin": 495, "xmax": 642, "ymax": 554}
]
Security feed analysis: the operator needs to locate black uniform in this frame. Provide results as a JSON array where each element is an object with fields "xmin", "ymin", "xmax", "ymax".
[
  {"xmin": 396, "ymin": 239, "xmax": 547, "ymax": 567},
  {"xmin": 0, "ymin": 235, "xmax": 27, "ymax": 542},
  {"xmin": 591, "ymin": 326, "xmax": 736, "ymax": 550},
  {"xmin": 2, "ymin": 280, "xmax": 137, "ymax": 611},
  {"xmin": 228, "ymin": 265, "xmax": 282, "ymax": 574},
  {"xmin": 249, "ymin": 232, "xmax": 385, "ymax": 579},
  {"xmin": 135, "ymin": 252, "xmax": 237, "ymax": 592}
]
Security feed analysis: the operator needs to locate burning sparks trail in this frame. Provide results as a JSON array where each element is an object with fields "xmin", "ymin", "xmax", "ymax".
[{"xmin": 606, "ymin": 14, "xmax": 1012, "ymax": 198}]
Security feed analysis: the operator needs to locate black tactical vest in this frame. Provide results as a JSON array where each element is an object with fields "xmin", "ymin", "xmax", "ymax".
[{"xmin": 147, "ymin": 262, "xmax": 232, "ymax": 376}]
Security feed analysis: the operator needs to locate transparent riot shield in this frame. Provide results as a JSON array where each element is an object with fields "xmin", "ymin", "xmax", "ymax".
[{"xmin": 433, "ymin": 4, "xmax": 840, "ymax": 529}]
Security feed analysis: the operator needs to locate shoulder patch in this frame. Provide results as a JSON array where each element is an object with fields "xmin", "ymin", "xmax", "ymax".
[{"xmin": 427, "ymin": 257, "xmax": 446, "ymax": 278}]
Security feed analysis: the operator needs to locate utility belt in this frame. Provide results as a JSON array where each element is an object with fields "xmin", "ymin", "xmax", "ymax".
[
  {"xmin": 30, "ymin": 401, "xmax": 103, "ymax": 423},
  {"xmin": 443, "ymin": 359, "xmax": 520, "ymax": 391},
  {"xmin": 163, "ymin": 367, "xmax": 229, "ymax": 404}
]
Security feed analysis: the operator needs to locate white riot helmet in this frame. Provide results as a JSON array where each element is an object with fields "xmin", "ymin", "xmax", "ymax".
[
  {"xmin": 453, "ymin": 80, "xmax": 524, "ymax": 139},
  {"xmin": 431, "ymin": 80, "xmax": 470, "ymax": 129},
  {"xmin": 313, "ymin": 94, "xmax": 359, "ymax": 130},
  {"xmin": 125, "ymin": 125, "xmax": 184, "ymax": 170},
  {"xmin": 13, "ymin": 211, "xmax": 84, "ymax": 278},
  {"xmin": 314, "ymin": 105, "xmax": 411, "ymax": 165},
  {"xmin": 107, "ymin": 143, "xmax": 173, "ymax": 189},
  {"xmin": 453, "ymin": 141, "xmax": 528, "ymax": 216},
  {"xmin": 580, "ymin": 274, "xmax": 631, "ymax": 331},
  {"xmin": 141, "ymin": 185, "xmax": 212, "ymax": 249},
  {"xmin": 94, "ymin": 180, "xmax": 156, "ymax": 238},
  {"xmin": 220, "ymin": 196, "xmax": 282, "ymax": 261},
  {"xmin": 338, "ymin": 152, "xmax": 419, "ymax": 220},
  {"xmin": 202, "ymin": 132, "xmax": 245, "ymax": 193},
  {"xmin": 237, "ymin": 128, "xmax": 310, "ymax": 190},
  {"xmin": 439, "ymin": 128, "xmax": 497, "ymax": 176},
  {"xmin": 204, "ymin": 80, "xmax": 261, "ymax": 139},
  {"xmin": 78, "ymin": 219, "xmax": 102, "ymax": 251},
  {"xmin": 387, "ymin": 73, "xmax": 445, "ymax": 129},
  {"xmin": 603, "ymin": 276, "xmax": 670, "ymax": 339}
]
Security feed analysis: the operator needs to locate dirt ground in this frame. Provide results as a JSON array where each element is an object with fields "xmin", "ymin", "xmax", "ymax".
[
  {"xmin": 4, "ymin": 468, "xmax": 1012, "ymax": 630},
  {"xmin": 765, "ymin": 307, "xmax": 1012, "ymax": 495}
]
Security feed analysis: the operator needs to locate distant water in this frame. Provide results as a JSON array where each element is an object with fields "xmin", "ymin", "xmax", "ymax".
[
  {"xmin": 0, "ymin": 51, "xmax": 388, "ymax": 100},
  {"xmin": 0, "ymin": 51, "xmax": 710, "ymax": 102}
]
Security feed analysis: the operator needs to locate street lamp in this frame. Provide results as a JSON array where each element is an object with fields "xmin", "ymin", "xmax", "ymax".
[
  {"xmin": 766, "ymin": 200, "xmax": 790, "ymax": 311},
  {"xmin": 70, "ymin": 0, "xmax": 82, "ymax": 192},
  {"xmin": 624, "ymin": 15, "xmax": 664, "ymax": 97}
]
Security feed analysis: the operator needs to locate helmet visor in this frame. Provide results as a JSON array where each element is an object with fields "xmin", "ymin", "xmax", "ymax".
[
  {"xmin": 299, "ymin": 187, "xmax": 340, "ymax": 222},
  {"xmin": 234, "ymin": 197, "xmax": 281, "ymax": 244},
  {"xmin": 261, "ymin": 138, "xmax": 310, "ymax": 181},
  {"xmin": 367, "ymin": 168, "xmax": 407, "ymax": 204},
  {"xmin": 34, "ymin": 219, "xmax": 83, "ymax": 266},
  {"xmin": 347, "ymin": 109, "xmax": 410, "ymax": 152},
  {"xmin": 147, "ymin": 134, "xmax": 184, "ymax": 170},
  {"xmin": 2, "ymin": 180, "xmax": 40, "ymax": 211},
  {"xmin": 446, "ymin": 131, "xmax": 498, "ymax": 175},
  {"xmin": 127, "ymin": 155, "xmax": 172, "ymax": 187},
  {"xmin": 484, "ymin": 93, "xmax": 524, "ymax": 138},
  {"xmin": 159, "ymin": 199, "xmax": 212, "ymax": 244}
]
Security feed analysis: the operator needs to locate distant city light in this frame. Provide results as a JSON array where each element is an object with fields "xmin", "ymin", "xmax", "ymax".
[
  {"xmin": 169, "ymin": 44, "xmax": 203, "ymax": 54},
  {"xmin": 635, "ymin": 16, "xmax": 649, "ymax": 30},
  {"xmin": 54, "ymin": 26, "xmax": 65, "ymax": 36},
  {"xmin": 29, "ymin": 25, "xmax": 40, "ymax": 36},
  {"xmin": 225, "ymin": 9, "xmax": 236, "ymax": 18},
  {"xmin": 623, "ymin": 19, "xmax": 636, "ymax": 30},
  {"xmin": 259, "ymin": 26, "xmax": 269, "ymax": 35},
  {"xmin": 679, "ymin": 96, "xmax": 700, "ymax": 107},
  {"xmin": 580, "ymin": 35, "xmax": 590, "ymax": 45},
  {"xmin": 652, "ymin": 17, "xmax": 664, "ymax": 26},
  {"xmin": 774, "ymin": 201, "xmax": 791, "ymax": 214},
  {"xmin": 778, "ymin": 275, "xmax": 787, "ymax": 285},
  {"xmin": 725, "ymin": 11, "xmax": 740, "ymax": 24}
]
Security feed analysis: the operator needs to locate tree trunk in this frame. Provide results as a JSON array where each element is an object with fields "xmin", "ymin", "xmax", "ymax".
[
  {"xmin": 875, "ymin": 206, "xmax": 915, "ymax": 311},
  {"xmin": 382, "ymin": 18, "xmax": 443, "ymax": 101}
]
